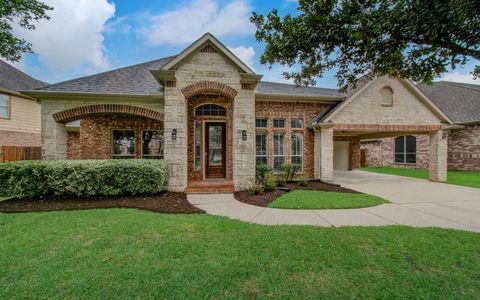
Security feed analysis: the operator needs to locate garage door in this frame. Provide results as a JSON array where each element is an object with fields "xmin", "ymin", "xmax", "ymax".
[{"xmin": 334, "ymin": 141, "xmax": 349, "ymax": 170}]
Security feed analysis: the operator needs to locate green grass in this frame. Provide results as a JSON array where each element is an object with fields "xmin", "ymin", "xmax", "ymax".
[
  {"xmin": 362, "ymin": 167, "xmax": 480, "ymax": 188},
  {"xmin": 268, "ymin": 190, "xmax": 386, "ymax": 209},
  {"xmin": 2, "ymin": 210, "xmax": 479, "ymax": 299}
]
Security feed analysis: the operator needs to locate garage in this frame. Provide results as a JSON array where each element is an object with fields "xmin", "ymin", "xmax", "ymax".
[{"xmin": 333, "ymin": 141, "xmax": 350, "ymax": 170}]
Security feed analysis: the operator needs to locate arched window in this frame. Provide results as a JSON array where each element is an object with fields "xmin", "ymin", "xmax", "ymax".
[
  {"xmin": 381, "ymin": 86, "xmax": 394, "ymax": 106},
  {"xmin": 195, "ymin": 104, "xmax": 226, "ymax": 116},
  {"xmin": 395, "ymin": 135, "xmax": 416, "ymax": 163}
]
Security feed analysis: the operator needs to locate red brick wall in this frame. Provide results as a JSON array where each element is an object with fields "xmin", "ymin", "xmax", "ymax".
[
  {"xmin": 448, "ymin": 125, "xmax": 480, "ymax": 170},
  {"xmin": 0, "ymin": 130, "xmax": 41, "ymax": 147},
  {"xmin": 255, "ymin": 101, "xmax": 329, "ymax": 178},
  {"xmin": 66, "ymin": 115, "xmax": 163, "ymax": 159}
]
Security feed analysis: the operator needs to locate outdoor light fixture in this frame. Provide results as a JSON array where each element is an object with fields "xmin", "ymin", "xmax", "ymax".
[
  {"xmin": 242, "ymin": 130, "xmax": 247, "ymax": 141},
  {"xmin": 172, "ymin": 128, "xmax": 177, "ymax": 141}
]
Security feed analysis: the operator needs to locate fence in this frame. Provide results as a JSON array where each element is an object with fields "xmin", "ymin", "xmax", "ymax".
[{"xmin": 0, "ymin": 146, "xmax": 42, "ymax": 163}]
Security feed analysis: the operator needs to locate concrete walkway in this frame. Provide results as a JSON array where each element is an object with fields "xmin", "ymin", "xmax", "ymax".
[{"xmin": 187, "ymin": 171, "xmax": 480, "ymax": 232}]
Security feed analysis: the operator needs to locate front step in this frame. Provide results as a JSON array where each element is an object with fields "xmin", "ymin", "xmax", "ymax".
[{"xmin": 185, "ymin": 180, "xmax": 234, "ymax": 193}]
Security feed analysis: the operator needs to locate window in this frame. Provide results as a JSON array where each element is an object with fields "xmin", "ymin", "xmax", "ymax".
[
  {"xmin": 255, "ymin": 118, "xmax": 267, "ymax": 128},
  {"xmin": 0, "ymin": 94, "xmax": 9, "ymax": 118},
  {"xmin": 273, "ymin": 132, "xmax": 286, "ymax": 170},
  {"xmin": 381, "ymin": 86, "xmax": 394, "ymax": 106},
  {"xmin": 112, "ymin": 130, "xmax": 135, "ymax": 158},
  {"xmin": 273, "ymin": 119, "xmax": 285, "ymax": 128},
  {"xmin": 291, "ymin": 132, "xmax": 303, "ymax": 171},
  {"xmin": 291, "ymin": 118, "xmax": 303, "ymax": 129},
  {"xmin": 195, "ymin": 104, "xmax": 226, "ymax": 116},
  {"xmin": 194, "ymin": 120, "xmax": 201, "ymax": 170},
  {"xmin": 142, "ymin": 130, "xmax": 164, "ymax": 159},
  {"xmin": 256, "ymin": 132, "xmax": 268, "ymax": 166},
  {"xmin": 395, "ymin": 135, "xmax": 416, "ymax": 163}
]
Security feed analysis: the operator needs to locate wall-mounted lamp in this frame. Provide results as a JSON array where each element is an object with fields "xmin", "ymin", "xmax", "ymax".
[
  {"xmin": 171, "ymin": 128, "xmax": 177, "ymax": 141},
  {"xmin": 242, "ymin": 130, "xmax": 247, "ymax": 141}
]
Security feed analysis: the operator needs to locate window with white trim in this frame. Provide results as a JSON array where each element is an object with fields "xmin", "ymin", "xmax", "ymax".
[
  {"xmin": 255, "ymin": 131, "xmax": 268, "ymax": 166},
  {"xmin": 395, "ymin": 135, "xmax": 416, "ymax": 163},
  {"xmin": 255, "ymin": 118, "xmax": 267, "ymax": 128},
  {"xmin": 273, "ymin": 119, "xmax": 285, "ymax": 128},
  {"xmin": 0, "ymin": 94, "xmax": 9, "ymax": 118},
  {"xmin": 273, "ymin": 132, "xmax": 286, "ymax": 171},
  {"xmin": 291, "ymin": 118, "xmax": 303, "ymax": 129},
  {"xmin": 291, "ymin": 132, "xmax": 303, "ymax": 171}
]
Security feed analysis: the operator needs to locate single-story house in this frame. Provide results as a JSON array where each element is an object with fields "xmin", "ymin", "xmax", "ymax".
[
  {"xmin": 22, "ymin": 33, "xmax": 468, "ymax": 192},
  {"xmin": 0, "ymin": 60, "xmax": 45, "ymax": 147}
]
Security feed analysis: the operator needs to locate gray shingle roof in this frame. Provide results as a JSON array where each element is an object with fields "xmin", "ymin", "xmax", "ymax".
[
  {"xmin": 0, "ymin": 60, "xmax": 46, "ymax": 92},
  {"xmin": 257, "ymin": 81, "xmax": 342, "ymax": 97},
  {"xmin": 417, "ymin": 81, "xmax": 480, "ymax": 124},
  {"xmin": 36, "ymin": 56, "xmax": 175, "ymax": 95}
]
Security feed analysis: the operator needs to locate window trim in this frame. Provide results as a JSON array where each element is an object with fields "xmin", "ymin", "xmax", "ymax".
[
  {"xmin": 380, "ymin": 86, "xmax": 394, "ymax": 107},
  {"xmin": 273, "ymin": 131, "xmax": 286, "ymax": 171},
  {"xmin": 291, "ymin": 118, "xmax": 304, "ymax": 129},
  {"xmin": 291, "ymin": 132, "xmax": 304, "ymax": 172},
  {"xmin": 394, "ymin": 135, "xmax": 416, "ymax": 164},
  {"xmin": 255, "ymin": 131, "xmax": 268, "ymax": 166},
  {"xmin": 141, "ymin": 129, "xmax": 164, "ymax": 159},
  {"xmin": 112, "ymin": 129, "xmax": 136, "ymax": 158},
  {"xmin": 255, "ymin": 118, "xmax": 268, "ymax": 128},
  {"xmin": 0, "ymin": 93, "xmax": 11, "ymax": 120},
  {"xmin": 273, "ymin": 118, "xmax": 285, "ymax": 129}
]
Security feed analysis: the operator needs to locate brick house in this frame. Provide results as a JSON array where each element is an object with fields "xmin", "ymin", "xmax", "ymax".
[
  {"xmin": 361, "ymin": 81, "xmax": 480, "ymax": 171},
  {"xmin": 22, "ymin": 33, "xmax": 458, "ymax": 192},
  {"xmin": 0, "ymin": 60, "xmax": 45, "ymax": 146}
]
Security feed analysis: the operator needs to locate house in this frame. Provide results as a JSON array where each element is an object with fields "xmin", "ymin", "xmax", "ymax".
[
  {"xmin": 361, "ymin": 81, "xmax": 480, "ymax": 171},
  {"xmin": 21, "ymin": 33, "xmax": 461, "ymax": 192},
  {"xmin": 0, "ymin": 60, "xmax": 46, "ymax": 146}
]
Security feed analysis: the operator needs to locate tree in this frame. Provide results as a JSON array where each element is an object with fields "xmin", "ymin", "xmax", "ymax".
[
  {"xmin": 0, "ymin": 0, "xmax": 53, "ymax": 62},
  {"xmin": 251, "ymin": 0, "xmax": 480, "ymax": 89}
]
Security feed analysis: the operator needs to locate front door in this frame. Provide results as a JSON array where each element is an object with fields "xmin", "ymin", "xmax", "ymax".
[{"xmin": 205, "ymin": 122, "xmax": 226, "ymax": 178}]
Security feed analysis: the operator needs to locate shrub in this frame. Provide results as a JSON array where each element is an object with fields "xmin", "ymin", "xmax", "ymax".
[
  {"xmin": 246, "ymin": 179, "xmax": 263, "ymax": 195},
  {"xmin": 0, "ymin": 159, "xmax": 169, "ymax": 199},
  {"xmin": 263, "ymin": 172, "xmax": 277, "ymax": 192},
  {"xmin": 297, "ymin": 176, "xmax": 308, "ymax": 187},
  {"xmin": 256, "ymin": 164, "xmax": 272, "ymax": 182},
  {"xmin": 276, "ymin": 175, "xmax": 287, "ymax": 187},
  {"xmin": 281, "ymin": 164, "xmax": 301, "ymax": 182}
]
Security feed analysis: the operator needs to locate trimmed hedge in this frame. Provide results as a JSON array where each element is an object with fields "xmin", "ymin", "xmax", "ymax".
[{"xmin": 0, "ymin": 159, "xmax": 169, "ymax": 199}]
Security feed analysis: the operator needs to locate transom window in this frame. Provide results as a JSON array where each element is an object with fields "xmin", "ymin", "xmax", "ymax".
[
  {"xmin": 291, "ymin": 118, "xmax": 304, "ymax": 129},
  {"xmin": 273, "ymin": 119, "xmax": 285, "ymax": 128},
  {"xmin": 381, "ymin": 86, "xmax": 394, "ymax": 106},
  {"xmin": 0, "ymin": 94, "xmax": 9, "ymax": 118},
  {"xmin": 255, "ymin": 132, "xmax": 268, "ymax": 166},
  {"xmin": 255, "ymin": 118, "xmax": 267, "ymax": 128},
  {"xmin": 395, "ymin": 135, "xmax": 416, "ymax": 164},
  {"xmin": 195, "ymin": 104, "xmax": 226, "ymax": 116}
]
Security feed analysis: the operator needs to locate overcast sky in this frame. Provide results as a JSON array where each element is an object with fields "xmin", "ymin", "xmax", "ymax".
[{"xmin": 7, "ymin": 0, "xmax": 479, "ymax": 87}]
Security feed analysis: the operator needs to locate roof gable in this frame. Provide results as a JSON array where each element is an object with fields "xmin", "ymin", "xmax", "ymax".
[{"xmin": 161, "ymin": 33, "xmax": 255, "ymax": 74}]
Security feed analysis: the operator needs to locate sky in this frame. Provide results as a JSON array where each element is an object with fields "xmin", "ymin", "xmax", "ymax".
[{"xmin": 6, "ymin": 0, "xmax": 480, "ymax": 88}]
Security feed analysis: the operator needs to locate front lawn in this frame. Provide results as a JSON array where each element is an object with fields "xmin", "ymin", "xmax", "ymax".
[
  {"xmin": 268, "ymin": 190, "xmax": 386, "ymax": 209},
  {"xmin": 2, "ymin": 210, "xmax": 479, "ymax": 299},
  {"xmin": 362, "ymin": 167, "xmax": 480, "ymax": 188}
]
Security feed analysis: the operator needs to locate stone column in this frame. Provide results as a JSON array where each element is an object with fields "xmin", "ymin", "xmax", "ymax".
[
  {"xmin": 314, "ymin": 127, "xmax": 334, "ymax": 181},
  {"xmin": 429, "ymin": 130, "xmax": 447, "ymax": 182},
  {"xmin": 163, "ymin": 86, "xmax": 188, "ymax": 191},
  {"xmin": 41, "ymin": 100, "xmax": 67, "ymax": 160}
]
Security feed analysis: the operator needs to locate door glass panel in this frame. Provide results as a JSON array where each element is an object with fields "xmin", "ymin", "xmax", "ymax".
[{"xmin": 208, "ymin": 125, "xmax": 223, "ymax": 166}]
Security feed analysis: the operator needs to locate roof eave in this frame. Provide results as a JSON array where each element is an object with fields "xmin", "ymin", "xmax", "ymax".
[
  {"xmin": 0, "ymin": 87, "xmax": 37, "ymax": 101},
  {"xmin": 20, "ymin": 90, "xmax": 164, "ymax": 100}
]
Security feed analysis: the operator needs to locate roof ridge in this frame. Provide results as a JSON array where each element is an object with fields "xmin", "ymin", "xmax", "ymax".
[{"xmin": 39, "ymin": 55, "xmax": 177, "ymax": 91}]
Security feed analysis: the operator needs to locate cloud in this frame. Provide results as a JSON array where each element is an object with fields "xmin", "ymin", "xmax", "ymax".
[
  {"xmin": 14, "ymin": 0, "xmax": 115, "ymax": 74},
  {"xmin": 228, "ymin": 46, "xmax": 255, "ymax": 69},
  {"xmin": 441, "ymin": 72, "xmax": 479, "ymax": 85},
  {"xmin": 140, "ymin": 0, "xmax": 254, "ymax": 46}
]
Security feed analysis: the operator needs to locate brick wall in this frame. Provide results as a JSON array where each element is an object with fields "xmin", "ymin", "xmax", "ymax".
[
  {"xmin": 0, "ymin": 130, "xmax": 41, "ymax": 147},
  {"xmin": 448, "ymin": 125, "xmax": 480, "ymax": 170},
  {"xmin": 66, "ymin": 115, "xmax": 163, "ymax": 159},
  {"xmin": 255, "ymin": 101, "xmax": 329, "ymax": 178}
]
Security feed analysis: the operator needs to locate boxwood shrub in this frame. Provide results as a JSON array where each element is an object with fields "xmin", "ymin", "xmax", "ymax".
[{"xmin": 0, "ymin": 159, "xmax": 169, "ymax": 199}]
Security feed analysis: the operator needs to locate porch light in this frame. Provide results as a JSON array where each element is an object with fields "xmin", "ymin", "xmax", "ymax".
[
  {"xmin": 172, "ymin": 128, "xmax": 177, "ymax": 141},
  {"xmin": 242, "ymin": 130, "xmax": 247, "ymax": 141}
]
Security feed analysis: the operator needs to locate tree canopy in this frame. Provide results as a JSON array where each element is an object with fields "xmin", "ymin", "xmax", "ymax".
[
  {"xmin": 0, "ymin": 0, "xmax": 52, "ymax": 62},
  {"xmin": 251, "ymin": 0, "xmax": 480, "ymax": 89}
]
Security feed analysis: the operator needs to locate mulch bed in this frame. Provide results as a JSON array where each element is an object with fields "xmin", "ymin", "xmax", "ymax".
[
  {"xmin": 234, "ymin": 180, "xmax": 361, "ymax": 207},
  {"xmin": 0, "ymin": 192, "xmax": 205, "ymax": 214}
]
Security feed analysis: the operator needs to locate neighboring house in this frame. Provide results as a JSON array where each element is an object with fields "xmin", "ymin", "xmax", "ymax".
[
  {"xmin": 0, "ymin": 60, "xmax": 46, "ymax": 146},
  {"xmin": 361, "ymin": 81, "xmax": 480, "ymax": 171},
  {"xmin": 22, "ymin": 33, "xmax": 460, "ymax": 192}
]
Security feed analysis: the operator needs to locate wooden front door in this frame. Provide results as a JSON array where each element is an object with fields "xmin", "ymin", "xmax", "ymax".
[{"xmin": 205, "ymin": 122, "xmax": 226, "ymax": 178}]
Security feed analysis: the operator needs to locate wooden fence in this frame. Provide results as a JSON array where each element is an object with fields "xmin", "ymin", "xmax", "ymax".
[{"xmin": 0, "ymin": 146, "xmax": 42, "ymax": 163}]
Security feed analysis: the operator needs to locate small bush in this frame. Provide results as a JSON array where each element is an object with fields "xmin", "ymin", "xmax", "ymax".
[
  {"xmin": 297, "ymin": 176, "xmax": 308, "ymax": 187},
  {"xmin": 246, "ymin": 180, "xmax": 263, "ymax": 195},
  {"xmin": 0, "ymin": 159, "xmax": 169, "ymax": 199},
  {"xmin": 263, "ymin": 172, "xmax": 277, "ymax": 192},
  {"xmin": 281, "ymin": 164, "xmax": 301, "ymax": 182},
  {"xmin": 276, "ymin": 175, "xmax": 287, "ymax": 187},
  {"xmin": 256, "ymin": 164, "xmax": 272, "ymax": 182}
]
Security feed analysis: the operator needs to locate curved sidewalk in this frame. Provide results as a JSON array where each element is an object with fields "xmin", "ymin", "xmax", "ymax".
[{"xmin": 187, "ymin": 171, "xmax": 480, "ymax": 232}]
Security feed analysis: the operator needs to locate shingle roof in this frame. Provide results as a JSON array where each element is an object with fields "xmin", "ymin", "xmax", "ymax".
[
  {"xmin": 36, "ymin": 56, "xmax": 175, "ymax": 95},
  {"xmin": 0, "ymin": 60, "xmax": 46, "ymax": 92},
  {"xmin": 417, "ymin": 81, "xmax": 480, "ymax": 124},
  {"xmin": 256, "ymin": 81, "xmax": 342, "ymax": 97}
]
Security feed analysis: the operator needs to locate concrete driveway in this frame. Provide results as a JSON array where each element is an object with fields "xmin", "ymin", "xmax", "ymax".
[{"xmin": 334, "ymin": 170, "xmax": 480, "ymax": 232}]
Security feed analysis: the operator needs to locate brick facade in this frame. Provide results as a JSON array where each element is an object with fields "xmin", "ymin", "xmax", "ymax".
[
  {"xmin": 255, "ymin": 101, "xmax": 329, "ymax": 178},
  {"xmin": 0, "ymin": 130, "xmax": 41, "ymax": 147},
  {"xmin": 66, "ymin": 114, "xmax": 163, "ymax": 159}
]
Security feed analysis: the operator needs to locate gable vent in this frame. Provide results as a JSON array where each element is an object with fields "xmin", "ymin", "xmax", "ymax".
[{"xmin": 199, "ymin": 44, "xmax": 217, "ymax": 53}]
